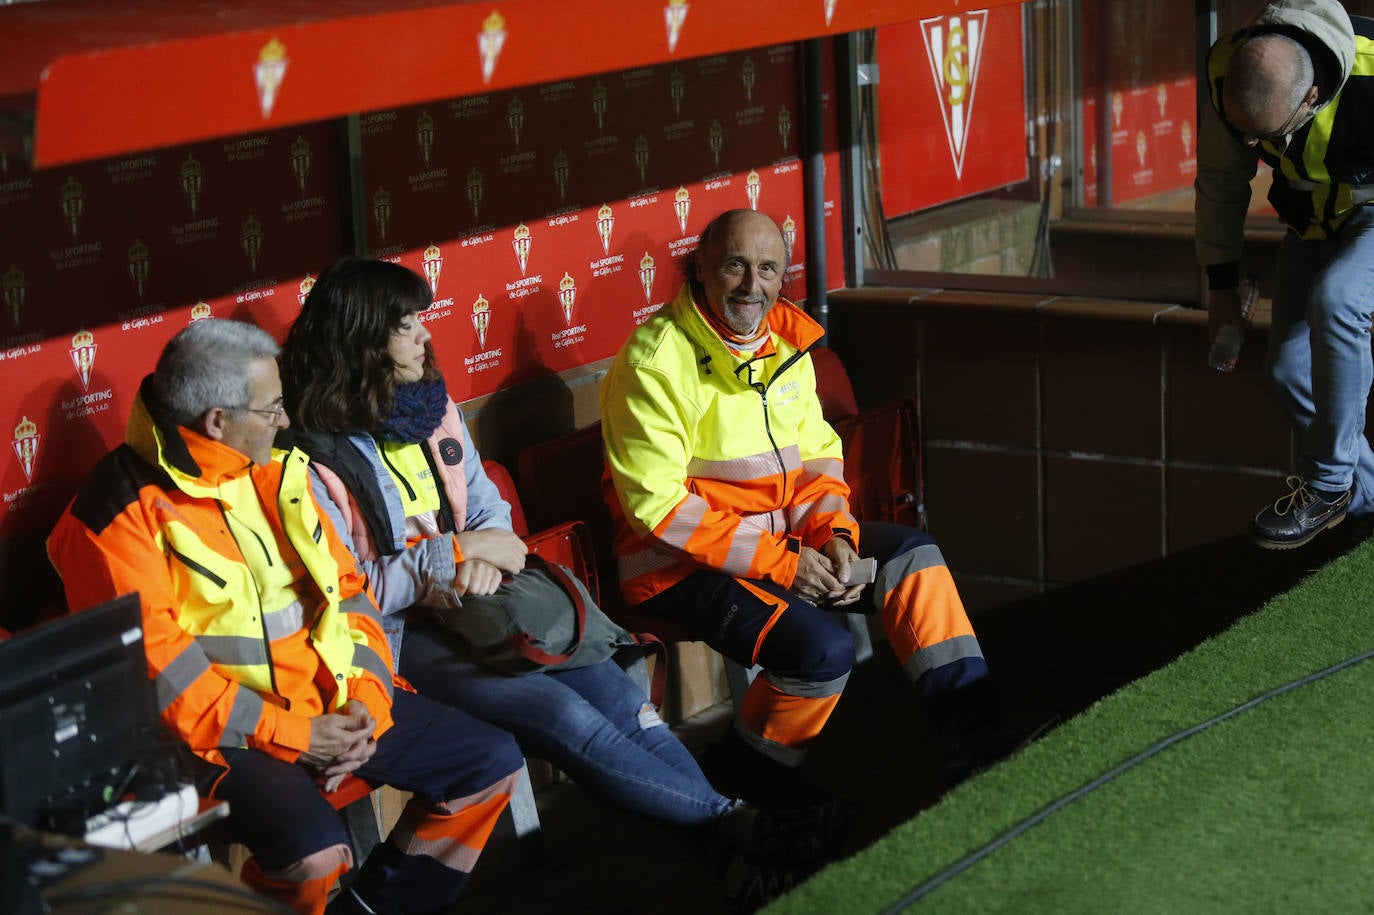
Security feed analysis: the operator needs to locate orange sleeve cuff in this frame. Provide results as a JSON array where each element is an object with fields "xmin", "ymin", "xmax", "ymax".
[
  {"xmin": 827, "ymin": 529, "xmax": 858, "ymax": 552},
  {"xmin": 259, "ymin": 705, "xmax": 311, "ymax": 761},
  {"xmin": 451, "ymin": 535, "xmax": 466, "ymax": 566},
  {"xmin": 770, "ymin": 540, "xmax": 801, "ymax": 589}
]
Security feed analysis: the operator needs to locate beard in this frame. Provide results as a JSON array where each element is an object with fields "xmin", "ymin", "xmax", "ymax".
[{"xmin": 722, "ymin": 296, "xmax": 768, "ymax": 337}]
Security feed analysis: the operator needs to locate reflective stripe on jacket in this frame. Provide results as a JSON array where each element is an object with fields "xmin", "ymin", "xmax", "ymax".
[
  {"xmin": 600, "ymin": 284, "xmax": 857, "ymax": 605},
  {"xmin": 47, "ymin": 378, "xmax": 394, "ymax": 767}
]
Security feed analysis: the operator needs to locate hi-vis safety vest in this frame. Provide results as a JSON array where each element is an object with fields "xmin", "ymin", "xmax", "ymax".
[
  {"xmin": 601, "ymin": 285, "xmax": 858, "ymax": 605},
  {"xmin": 1207, "ymin": 11, "xmax": 1374, "ymax": 241},
  {"xmin": 48, "ymin": 384, "xmax": 394, "ymax": 766}
]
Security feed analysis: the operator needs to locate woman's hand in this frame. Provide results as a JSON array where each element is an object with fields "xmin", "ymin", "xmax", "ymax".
[
  {"xmin": 453, "ymin": 558, "xmax": 505, "ymax": 597},
  {"xmin": 455, "ymin": 529, "xmax": 528, "ymax": 576}
]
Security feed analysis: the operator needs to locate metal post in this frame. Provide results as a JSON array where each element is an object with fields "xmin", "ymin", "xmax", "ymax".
[
  {"xmin": 800, "ymin": 38, "xmax": 829, "ymax": 338},
  {"xmin": 340, "ymin": 114, "xmax": 368, "ymax": 257},
  {"xmin": 1095, "ymin": 1, "xmax": 1113, "ymax": 208},
  {"xmin": 1196, "ymin": 0, "xmax": 1217, "ymax": 114},
  {"xmin": 836, "ymin": 32, "xmax": 866, "ymax": 290}
]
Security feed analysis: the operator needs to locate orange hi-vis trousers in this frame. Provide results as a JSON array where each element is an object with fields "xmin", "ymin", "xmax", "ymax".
[
  {"xmin": 640, "ymin": 523, "xmax": 989, "ymax": 766},
  {"xmin": 203, "ymin": 691, "xmax": 523, "ymax": 915}
]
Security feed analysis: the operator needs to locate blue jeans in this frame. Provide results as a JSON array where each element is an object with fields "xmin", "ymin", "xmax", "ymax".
[
  {"xmin": 1268, "ymin": 206, "xmax": 1374, "ymax": 513},
  {"xmin": 399, "ymin": 625, "xmax": 735, "ymax": 827}
]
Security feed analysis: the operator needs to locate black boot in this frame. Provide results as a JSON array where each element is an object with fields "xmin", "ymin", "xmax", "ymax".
[
  {"xmin": 712, "ymin": 803, "xmax": 841, "ymax": 911},
  {"xmin": 926, "ymin": 677, "xmax": 1002, "ymax": 740},
  {"xmin": 698, "ymin": 728, "xmax": 856, "ymax": 861},
  {"xmin": 933, "ymin": 679, "xmax": 1061, "ymax": 788},
  {"xmin": 927, "ymin": 678, "xmax": 1024, "ymax": 786},
  {"xmin": 697, "ymin": 726, "xmax": 830, "ymax": 808}
]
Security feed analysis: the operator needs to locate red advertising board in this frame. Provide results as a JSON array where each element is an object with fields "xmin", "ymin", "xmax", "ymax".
[
  {"xmin": 875, "ymin": 5, "xmax": 1028, "ymax": 217},
  {"xmin": 354, "ymin": 46, "xmax": 825, "ymax": 402},
  {"xmin": 0, "ymin": 41, "xmax": 844, "ymax": 547},
  {"xmin": 1096, "ymin": 78, "xmax": 1198, "ymax": 206},
  {"xmin": 0, "ymin": 0, "xmax": 1026, "ymax": 169},
  {"xmin": 1083, "ymin": 79, "xmax": 1276, "ymax": 214},
  {"xmin": 0, "ymin": 122, "xmax": 341, "ymax": 538}
]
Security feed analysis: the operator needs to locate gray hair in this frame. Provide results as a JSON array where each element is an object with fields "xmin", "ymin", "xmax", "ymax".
[
  {"xmin": 1226, "ymin": 33, "xmax": 1314, "ymax": 126},
  {"xmin": 153, "ymin": 319, "xmax": 280, "ymax": 426}
]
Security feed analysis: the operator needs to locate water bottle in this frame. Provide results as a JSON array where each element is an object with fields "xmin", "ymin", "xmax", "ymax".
[{"xmin": 1208, "ymin": 274, "xmax": 1259, "ymax": 373}]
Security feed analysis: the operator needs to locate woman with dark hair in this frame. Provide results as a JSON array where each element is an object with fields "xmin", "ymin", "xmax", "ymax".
[{"xmin": 279, "ymin": 257, "xmax": 828, "ymax": 907}]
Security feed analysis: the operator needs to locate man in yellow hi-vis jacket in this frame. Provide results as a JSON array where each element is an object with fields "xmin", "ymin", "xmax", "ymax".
[{"xmin": 600, "ymin": 209, "xmax": 994, "ymax": 804}]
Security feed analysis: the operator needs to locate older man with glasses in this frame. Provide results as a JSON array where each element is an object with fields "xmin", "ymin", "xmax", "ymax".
[
  {"xmin": 1196, "ymin": 0, "xmax": 1374, "ymax": 549},
  {"xmin": 47, "ymin": 319, "xmax": 524, "ymax": 915}
]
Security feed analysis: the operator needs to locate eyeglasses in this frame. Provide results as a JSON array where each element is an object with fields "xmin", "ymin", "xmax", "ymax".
[
  {"xmin": 1243, "ymin": 93, "xmax": 1311, "ymax": 146},
  {"xmin": 233, "ymin": 403, "xmax": 287, "ymax": 424}
]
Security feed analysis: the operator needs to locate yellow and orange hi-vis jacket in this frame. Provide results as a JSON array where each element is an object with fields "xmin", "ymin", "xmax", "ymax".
[
  {"xmin": 47, "ymin": 381, "xmax": 395, "ymax": 768},
  {"xmin": 601, "ymin": 284, "xmax": 858, "ymax": 605}
]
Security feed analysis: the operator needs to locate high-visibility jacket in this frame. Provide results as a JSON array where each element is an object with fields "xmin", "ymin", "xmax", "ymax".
[
  {"xmin": 289, "ymin": 395, "xmax": 514, "ymax": 662},
  {"xmin": 47, "ymin": 378, "xmax": 394, "ymax": 767},
  {"xmin": 601, "ymin": 284, "xmax": 858, "ymax": 605},
  {"xmin": 1196, "ymin": 0, "xmax": 1374, "ymax": 284}
]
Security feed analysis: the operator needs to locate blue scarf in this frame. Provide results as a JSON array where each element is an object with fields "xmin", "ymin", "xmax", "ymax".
[{"xmin": 376, "ymin": 377, "xmax": 449, "ymax": 444}]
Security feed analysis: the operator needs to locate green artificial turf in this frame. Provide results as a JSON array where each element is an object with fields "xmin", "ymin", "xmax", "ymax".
[{"xmin": 769, "ymin": 540, "xmax": 1374, "ymax": 914}]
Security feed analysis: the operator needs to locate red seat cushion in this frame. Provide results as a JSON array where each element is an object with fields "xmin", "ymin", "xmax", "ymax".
[
  {"xmin": 482, "ymin": 459, "xmax": 530, "ymax": 538},
  {"xmin": 320, "ymin": 774, "xmax": 374, "ymax": 811},
  {"xmin": 811, "ymin": 346, "xmax": 860, "ymax": 422}
]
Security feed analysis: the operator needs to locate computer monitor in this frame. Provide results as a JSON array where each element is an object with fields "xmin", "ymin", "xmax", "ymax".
[{"xmin": 0, "ymin": 593, "xmax": 165, "ymax": 835}]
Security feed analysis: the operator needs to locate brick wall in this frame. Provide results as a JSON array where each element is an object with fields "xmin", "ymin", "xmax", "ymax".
[
  {"xmin": 826, "ymin": 287, "xmax": 1296, "ymax": 614},
  {"xmin": 887, "ymin": 199, "xmax": 1042, "ymax": 276}
]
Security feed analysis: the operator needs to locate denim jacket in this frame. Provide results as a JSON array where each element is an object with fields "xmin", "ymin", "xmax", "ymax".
[{"xmin": 290, "ymin": 397, "xmax": 512, "ymax": 661}]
